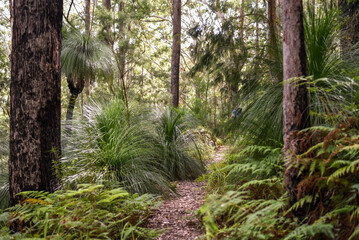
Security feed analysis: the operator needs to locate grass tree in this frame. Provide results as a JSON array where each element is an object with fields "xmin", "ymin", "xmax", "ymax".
[{"xmin": 61, "ymin": 31, "xmax": 114, "ymax": 127}]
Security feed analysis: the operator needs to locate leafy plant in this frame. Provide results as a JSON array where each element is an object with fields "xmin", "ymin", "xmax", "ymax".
[
  {"xmin": 63, "ymin": 100, "xmax": 205, "ymax": 194},
  {"xmin": 0, "ymin": 184, "xmax": 159, "ymax": 239},
  {"xmin": 154, "ymin": 107, "xmax": 205, "ymax": 181}
]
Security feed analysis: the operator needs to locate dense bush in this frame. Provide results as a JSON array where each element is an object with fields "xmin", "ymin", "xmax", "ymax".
[
  {"xmin": 0, "ymin": 184, "xmax": 159, "ymax": 239},
  {"xmin": 62, "ymin": 99, "xmax": 205, "ymax": 194},
  {"xmin": 199, "ymin": 120, "xmax": 359, "ymax": 240}
]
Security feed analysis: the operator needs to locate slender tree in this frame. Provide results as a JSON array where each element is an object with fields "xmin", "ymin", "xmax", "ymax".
[
  {"xmin": 85, "ymin": 0, "xmax": 91, "ymax": 33},
  {"xmin": 104, "ymin": 0, "xmax": 111, "ymax": 8},
  {"xmin": 267, "ymin": 0, "xmax": 282, "ymax": 83},
  {"xmin": 171, "ymin": 0, "xmax": 181, "ymax": 107},
  {"xmin": 282, "ymin": 0, "xmax": 310, "ymax": 204},
  {"xmin": 9, "ymin": 0, "xmax": 63, "ymax": 205}
]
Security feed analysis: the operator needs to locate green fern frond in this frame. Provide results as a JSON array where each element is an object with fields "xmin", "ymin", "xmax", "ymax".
[
  {"xmin": 328, "ymin": 159, "xmax": 359, "ymax": 182},
  {"xmin": 298, "ymin": 126, "xmax": 335, "ymax": 134},
  {"xmin": 288, "ymin": 194, "xmax": 319, "ymax": 212},
  {"xmin": 239, "ymin": 178, "xmax": 280, "ymax": 191},
  {"xmin": 284, "ymin": 221, "xmax": 334, "ymax": 240}
]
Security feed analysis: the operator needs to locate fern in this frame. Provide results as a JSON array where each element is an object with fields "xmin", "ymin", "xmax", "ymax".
[{"xmin": 284, "ymin": 221, "xmax": 334, "ymax": 240}]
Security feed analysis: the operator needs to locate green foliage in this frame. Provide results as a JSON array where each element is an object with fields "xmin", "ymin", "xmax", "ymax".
[
  {"xmin": 61, "ymin": 30, "xmax": 114, "ymax": 80},
  {"xmin": 63, "ymin": 99, "xmax": 172, "ymax": 194},
  {"xmin": 154, "ymin": 107, "xmax": 205, "ymax": 181},
  {"xmin": 304, "ymin": 3, "xmax": 341, "ymax": 80},
  {"xmin": 201, "ymin": 120, "xmax": 359, "ymax": 240},
  {"xmin": 63, "ymin": 99, "xmax": 204, "ymax": 194},
  {"xmin": 0, "ymin": 184, "xmax": 158, "ymax": 239}
]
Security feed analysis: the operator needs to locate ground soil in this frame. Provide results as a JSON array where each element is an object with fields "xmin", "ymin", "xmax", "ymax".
[{"xmin": 146, "ymin": 146, "xmax": 227, "ymax": 240}]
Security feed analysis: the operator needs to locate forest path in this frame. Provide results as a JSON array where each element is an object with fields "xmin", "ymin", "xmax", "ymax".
[{"xmin": 147, "ymin": 146, "xmax": 227, "ymax": 240}]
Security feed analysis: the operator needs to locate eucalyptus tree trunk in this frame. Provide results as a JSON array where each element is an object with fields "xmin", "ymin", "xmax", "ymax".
[
  {"xmin": 267, "ymin": 0, "xmax": 281, "ymax": 83},
  {"xmin": 104, "ymin": 0, "xmax": 111, "ymax": 8},
  {"xmin": 282, "ymin": 0, "xmax": 310, "ymax": 205},
  {"xmin": 171, "ymin": 0, "xmax": 181, "ymax": 108},
  {"xmin": 103, "ymin": 0, "xmax": 113, "ymax": 46},
  {"xmin": 117, "ymin": 1, "xmax": 130, "ymax": 121},
  {"xmin": 85, "ymin": 0, "xmax": 91, "ymax": 33},
  {"xmin": 10, "ymin": 0, "xmax": 63, "ymax": 206}
]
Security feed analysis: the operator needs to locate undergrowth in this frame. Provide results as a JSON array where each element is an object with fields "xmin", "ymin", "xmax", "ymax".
[
  {"xmin": 0, "ymin": 184, "xmax": 159, "ymax": 239},
  {"xmin": 62, "ymin": 99, "xmax": 205, "ymax": 194},
  {"xmin": 199, "ymin": 120, "xmax": 359, "ymax": 240}
]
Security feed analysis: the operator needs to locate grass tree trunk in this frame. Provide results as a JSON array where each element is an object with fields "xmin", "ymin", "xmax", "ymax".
[
  {"xmin": 9, "ymin": 0, "xmax": 63, "ymax": 206},
  {"xmin": 282, "ymin": 0, "xmax": 310, "ymax": 205},
  {"xmin": 65, "ymin": 75, "xmax": 85, "ymax": 124},
  {"xmin": 171, "ymin": 0, "xmax": 181, "ymax": 108}
]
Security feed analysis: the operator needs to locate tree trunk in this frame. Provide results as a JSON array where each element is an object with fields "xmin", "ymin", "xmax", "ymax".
[
  {"xmin": 65, "ymin": 75, "xmax": 85, "ymax": 127},
  {"xmin": 9, "ymin": 0, "xmax": 63, "ymax": 206},
  {"xmin": 282, "ymin": 0, "xmax": 310, "ymax": 205},
  {"xmin": 267, "ymin": 0, "xmax": 281, "ymax": 83},
  {"xmin": 104, "ymin": 0, "xmax": 111, "ymax": 8},
  {"xmin": 117, "ymin": 1, "xmax": 130, "ymax": 122},
  {"xmin": 103, "ymin": 0, "xmax": 112, "ymax": 46},
  {"xmin": 171, "ymin": 0, "xmax": 181, "ymax": 108},
  {"xmin": 85, "ymin": 0, "xmax": 91, "ymax": 33}
]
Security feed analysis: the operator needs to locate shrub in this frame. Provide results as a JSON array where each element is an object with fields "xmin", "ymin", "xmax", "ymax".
[{"xmin": 0, "ymin": 184, "xmax": 159, "ymax": 239}]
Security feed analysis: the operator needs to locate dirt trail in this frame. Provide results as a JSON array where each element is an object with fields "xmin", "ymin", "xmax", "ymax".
[{"xmin": 147, "ymin": 146, "xmax": 227, "ymax": 240}]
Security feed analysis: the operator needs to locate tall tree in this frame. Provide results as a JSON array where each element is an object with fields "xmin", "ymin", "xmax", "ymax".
[
  {"xmin": 171, "ymin": 0, "xmax": 181, "ymax": 107},
  {"xmin": 267, "ymin": 0, "xmax": 281, "ymax": 83},
  {"xmin": 85, "ymin": 0, "xmax": 91, "ymax": 33},
  {"xmin": 9, "ymin": 0, "xmax": 63, "ymax": 205},
  {"xmin": 282, "ymin": 0, "xmax": 310, "ymax": 204},
  {"xmin": 104, "ymin": 0, "xmax": 111, "ymax": 9}
]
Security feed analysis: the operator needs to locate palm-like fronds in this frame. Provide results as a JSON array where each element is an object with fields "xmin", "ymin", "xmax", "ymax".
[
  {"xmin": 62, "ymin": 99, "xmax": 172, "ymax": 194},
  {"xmin": 154, "ymin": 108, "xmax": 205, "ymax": 181},
  {"xmin": 61, "ymin": 30, "xmax": 114, "ymax": 79},
  {"xmin": 304, "ymin": 4, "xmax": 341, "ymax": 80},
  {"xmin": 232, "ymin": 4, "xmax": 358, "ymax": 146}
]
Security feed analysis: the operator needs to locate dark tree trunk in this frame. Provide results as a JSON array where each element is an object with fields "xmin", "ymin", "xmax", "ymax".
[
  {"xmin": 9, "ymin": 0, "xmax": 63, "ymax": 206},
  {"xmin": 338, "ymin": 0, "xmax": 359, "ymax": 56},
  {"xmin": 65, "ymin": 75, "xmax": 85, "ymax": 124},
  {"xmin": 104, "ymin": 0, "xmax": 111, "ymax": 9},
  {"xmin": 282, "ymin": 0, "xmax": 310, "ymax": 204},
  {"xmin": 171, "ymin": 0, "xmax": 181, "ymax": 108},
  {"xmin": 103, "ymin": 0, "xmax": 112, "ymax": 46}
]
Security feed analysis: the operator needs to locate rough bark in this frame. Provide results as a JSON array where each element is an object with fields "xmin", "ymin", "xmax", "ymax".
[
  {"xmin": 171, "ymin": 0, "xmax": 181, "ymax": 108},
  {"xmin": 10, "ymin": 0, "xmax": 63, "ymax": 206},
  {"xmin": 282, "ymin": 0, "xmax": 310, "ymax": 204}
]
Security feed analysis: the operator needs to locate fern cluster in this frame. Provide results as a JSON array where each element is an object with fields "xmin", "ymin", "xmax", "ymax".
[
  {"xmin": 0, "ymin": 184, "xmax": 159, "ymax": 239},
  {"xmin": 200, "ymin": 120, "xmax": 359, "ymax": 240}
]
